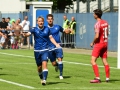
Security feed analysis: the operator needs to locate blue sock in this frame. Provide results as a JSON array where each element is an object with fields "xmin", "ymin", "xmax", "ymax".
[
  {"xmin": 43, "ymin": 69, "xmax": 48, "ymax": 80},
  {"xmin": 58, "ymin": 61, "xmax": 63, "ymax": 76},
  {"xmin": 38, "ymin": 72, "xmax": 43, "ymax": 80}
]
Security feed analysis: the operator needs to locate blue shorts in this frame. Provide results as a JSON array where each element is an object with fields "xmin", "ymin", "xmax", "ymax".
[
  {"xmin": 34, "ymin": 50, "xmax": 49, "ymax": 66},
  {"xmin": 49, "ymin": 48, "xmax": 63, "ymax": 62}
]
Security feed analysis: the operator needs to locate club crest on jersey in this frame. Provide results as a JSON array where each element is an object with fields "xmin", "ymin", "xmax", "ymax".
[{"xmin": 55, "ymin": 27, "xmax": 58, "ymax": 30}]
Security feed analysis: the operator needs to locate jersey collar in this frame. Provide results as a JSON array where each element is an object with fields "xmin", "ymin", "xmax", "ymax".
[
  {"xmin": 37, "ymin": 26, "xmax": 44, "ymax": 30},
  {"xmin": 48, "ymin": 24, "xmax": 54, "ymax": 28}
]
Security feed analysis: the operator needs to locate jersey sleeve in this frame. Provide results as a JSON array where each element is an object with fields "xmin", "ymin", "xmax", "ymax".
[
  {"xmin": 29, "ymin": 27, "xmax": 35, "ymax": 34},
  {"xmin": 48, "ymin": 28, "xmax": 52, "ymax": 37},
  {"xmin": 94, "ymin": 22, "xmax": 100, "ymax": 33},
  {"xmin": 59, "ymin": 25, "xmax": 64, "ymax": 32}
]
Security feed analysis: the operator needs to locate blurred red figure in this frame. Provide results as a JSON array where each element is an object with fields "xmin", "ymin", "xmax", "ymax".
[{"xmin": 90, "ymin": 9, "xmax": 110, "ymax": 83}]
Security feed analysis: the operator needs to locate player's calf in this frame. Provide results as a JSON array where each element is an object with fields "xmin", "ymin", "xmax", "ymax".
[{"xmin": 52, "ymin": 61, "xmax": 58, "ymax": 72}]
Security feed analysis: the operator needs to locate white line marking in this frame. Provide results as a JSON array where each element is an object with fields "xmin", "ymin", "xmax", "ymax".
[
  {"xmin": 63, "ymin": 61, "xmax": 118, "ymax": 69},
  {"xmin": 0, "ymin": 52, "xmax": 118, "ymax": 69},
  {"xmin": 0, "ymin": 63, "xmax": 34, "ymax": 64},
  {"xmin": 34, "ymin": 87, "xmax": 120, "ymax": 90},
  {"xmin": 0, "ymin": 52, "xmax": 34, "ymax": 58},
  {"xmin": 0, "ymin": 79, "xmax": 35, "ymax": 89}
]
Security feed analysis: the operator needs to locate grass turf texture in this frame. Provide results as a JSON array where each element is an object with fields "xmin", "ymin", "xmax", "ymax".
[{"xmin": 0, "ymin": 50, "xmax": 119, "ymax": 90}]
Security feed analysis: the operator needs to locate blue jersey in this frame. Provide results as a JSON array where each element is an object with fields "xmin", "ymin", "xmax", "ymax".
[
  {"xmin": 48, "ymin": 25, "xmax": 63, "ymax": 49},
  {"xmin": 30, "ymin": 26, "xmax": 51, "ymax": 50}
]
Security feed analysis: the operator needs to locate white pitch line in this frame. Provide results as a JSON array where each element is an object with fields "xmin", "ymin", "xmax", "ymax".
[
  {"xmin": 0, "ymin": 52, "xmax": 118, "ymax": 69},
  {"xmin": 0, "ymin": 79, "xmax": 35, "ymax": 89},
  {"xmin": 0, "ymin": 52, "xmax": 34, "ymax": 58},
  {"xmin": 62, "ymin": 61, "xmax": 118, "ymax": 69},
  {"xmin": 0, "ymin": 63, "xmax": 35, "ymax": 64}
]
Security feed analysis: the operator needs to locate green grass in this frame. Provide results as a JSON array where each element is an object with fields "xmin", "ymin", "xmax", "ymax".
[{"xmin": 0, "ymin": 49, "xmax": 119, "ymax": 90}]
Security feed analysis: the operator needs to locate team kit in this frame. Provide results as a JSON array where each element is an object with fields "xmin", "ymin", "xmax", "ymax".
[{"xmin": 0, "ymin": 9, "xmax": 110, "ymax": 85}]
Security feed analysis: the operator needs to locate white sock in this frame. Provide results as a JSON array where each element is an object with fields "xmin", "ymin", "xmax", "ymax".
[
  {"xmin": 106, "ymin": 78, "xmax": 109, "ymax": 80},
  {"xmin": 96, "ymin": 77, "xmax": 100, "ymax": 79}
]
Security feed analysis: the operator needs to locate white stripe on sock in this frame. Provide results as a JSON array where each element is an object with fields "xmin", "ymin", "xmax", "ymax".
[
  {"xmin": 43, "ymin": 69, "xmax": 48, "ymax": 72},
  {"xmin": 58, "ymin": 61, "xmax": 63, "ymax": 64}
]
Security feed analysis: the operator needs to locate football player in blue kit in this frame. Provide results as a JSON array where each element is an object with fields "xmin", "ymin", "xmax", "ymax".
[
  {"xmin": 47, "ymin": 14, "xmax": 71, "ymax": 79},
  {"xmin": 23, "ymin": 16, "xmax": 60, "ymax": 85}
]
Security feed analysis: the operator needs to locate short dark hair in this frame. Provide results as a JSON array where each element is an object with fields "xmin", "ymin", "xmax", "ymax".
[
  {"xmin": 93, "ymin": 9, "xmax": 103, "ymax": 18},
  {"xmin": 47, "ymin": 14, "xmax": 53, "ymax": 19},
  {"xmin": 7, "ymin": 17, "xmax": 10, "ymax": 20}
]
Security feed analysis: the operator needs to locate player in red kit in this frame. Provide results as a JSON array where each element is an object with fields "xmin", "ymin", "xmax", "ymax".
[{"xmin": 90, "ymin": 9, "xmax": 110, "ymax": 83}]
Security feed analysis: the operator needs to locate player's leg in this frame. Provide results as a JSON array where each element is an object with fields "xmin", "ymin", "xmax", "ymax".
[
  {"xmin": 100, "ymin": 44, "xmax": 110, "ymax": 82},
  {"xmin": 102, "ymin": 58, "xmax": 110, "ymax": 82},
  {"xmin": 41, "ymin": 50, "xmax": 49, "ymax": 85},
  {"xmin": 38, "ymin": 65, "xmax": 43, "ymax": 80},
  {"xmin": 49, "ymin": 50, "xmax": 58, "ymax": 72},
  {"xmin": 90, "ymin": 45, "xmax": 101, "ymax": 83},
  {"xmin": 56, "ymin": 48, "xmax": 64, "ymax": 79},
  {"xmin": 34, "ymin": 52, "xmax": 43, "ymax": 82}
]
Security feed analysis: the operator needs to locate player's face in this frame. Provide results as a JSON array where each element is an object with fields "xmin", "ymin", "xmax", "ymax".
[
  {"xmin": 37, "ymin": 18, "xmax": 44, "ymax": 28},
  {"xmin": 47, "ymin": 17, "xmax": 53, "ymax": 25},
  {"xmin": 93, "ymin": 13, "xmax": 97, "ymax": 19}
]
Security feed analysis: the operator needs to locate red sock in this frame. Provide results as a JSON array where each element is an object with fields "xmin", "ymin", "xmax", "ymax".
[
  {"xmin": 92, "ymin": 64, "xmax": 99, "ymax": 77},
  {"xmin": 105, "ymin": 65, "xmax": 110, "ymax": 78}
]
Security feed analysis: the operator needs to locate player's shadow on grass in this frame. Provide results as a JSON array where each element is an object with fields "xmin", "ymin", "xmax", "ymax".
[
  {"xmin": 0, "ymin": 73, "xmax": 17, "ymax": 76},
  {"xmin": 0, "ymin": 68, "xmax": 2, "ymax": 70},
  {"xmin": 0, "ymin": 74, "xmax": 8, "ymax": 76},
  {"xmin": 55, "ymin": 76, "xmax": 71, "ymax": 79},
  {"xmin": 102, "ymin": 79, "xmax": 120, "ymax": 83},
  {"xmin": 47, "ymin": 81, "xmax": 70, "ymax": 85}
]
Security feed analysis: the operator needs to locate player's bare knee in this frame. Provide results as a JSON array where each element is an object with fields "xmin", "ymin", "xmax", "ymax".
[
  {"xmin": 52, "ymin": 61, "xmax": 56, "ymax": 66},
  {"xmin": 91, "ymin": 59, "xmax": 96, "ymax": 65},
  {"xmin": 103, "ymin": 62, "xmax": 108, "ymax": 66},
  {"xmin": 57, "ymin": 58, "xmax": 62, "ymax": 62}
]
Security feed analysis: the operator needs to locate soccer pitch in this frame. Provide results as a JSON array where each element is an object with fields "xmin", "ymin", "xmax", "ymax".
[{"xmin": 0, "ymin": 49, "xmax": 120, "ymax": 90}]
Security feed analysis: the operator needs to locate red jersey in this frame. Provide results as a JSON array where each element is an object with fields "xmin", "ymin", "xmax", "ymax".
[{"xmin": 94, "ymin": 19, "xmax": 108, "ymax": 44}]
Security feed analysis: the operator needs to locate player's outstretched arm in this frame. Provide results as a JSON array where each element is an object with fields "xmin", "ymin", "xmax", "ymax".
[
  {"xmin": 22, "ymin": 32, "xmax": 31, "ymax": 37},
  {"xmin": 49, "ymin": 35, "xmax": 60, "ymax": 48}
]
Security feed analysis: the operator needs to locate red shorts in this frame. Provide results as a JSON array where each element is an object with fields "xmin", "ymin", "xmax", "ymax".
[{"xmin": 92, "ymin": 43, "xmax": 108, "ymax": 58}]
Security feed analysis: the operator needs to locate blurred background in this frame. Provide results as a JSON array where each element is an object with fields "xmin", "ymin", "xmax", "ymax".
[{"xmin": 0, "ymin": 0, "xmax": 118, "ymax": 51}]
